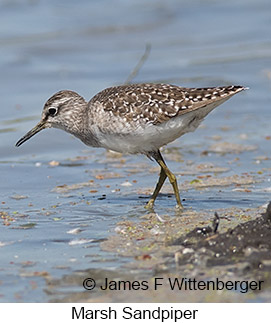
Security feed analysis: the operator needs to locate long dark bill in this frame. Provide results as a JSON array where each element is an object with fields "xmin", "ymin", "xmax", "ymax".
[{"xmin": 15, "ymin": 120, "xmax": 47, "ymax": 147}]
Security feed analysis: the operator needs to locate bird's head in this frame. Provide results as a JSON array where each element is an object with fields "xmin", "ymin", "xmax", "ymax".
[{"xmin": 15, "ymin": 90, "xmax": 87, "ymax": 147}]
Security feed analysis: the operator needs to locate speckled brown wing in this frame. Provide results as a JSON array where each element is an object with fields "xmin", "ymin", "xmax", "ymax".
[{"xmin": 90, "ymin": 83, "xmax": 245, "ymax": 125}]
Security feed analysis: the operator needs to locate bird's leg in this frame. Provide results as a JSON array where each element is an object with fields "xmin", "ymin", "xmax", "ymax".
[
  {"xmin": 146, "ymin": 150, "xmax": 183, "ymax": 209},
  {"xmin": 145, "ymin": 166, "xmax": 167, "ymax": 209}
]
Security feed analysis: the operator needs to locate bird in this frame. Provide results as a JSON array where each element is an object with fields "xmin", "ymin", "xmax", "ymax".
[{"xmin": 15, "ymin": 83, "xmax": 246, "ymax": 209}]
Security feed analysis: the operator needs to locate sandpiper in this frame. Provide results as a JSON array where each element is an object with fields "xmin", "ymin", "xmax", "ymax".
[{"xmin": 16, "ymin": 83, "xmax": 246, "ymax": 209}]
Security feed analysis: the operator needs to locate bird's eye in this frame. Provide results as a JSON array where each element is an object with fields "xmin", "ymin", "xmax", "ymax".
[{"xmin": 48, "ymin": 107, "xmax": 57, "ymax": 116}]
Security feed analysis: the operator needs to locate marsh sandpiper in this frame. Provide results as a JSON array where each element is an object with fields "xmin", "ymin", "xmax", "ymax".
[{"xmin": 16, "ymin": 83, "xmax": 246, "ymax": 209}]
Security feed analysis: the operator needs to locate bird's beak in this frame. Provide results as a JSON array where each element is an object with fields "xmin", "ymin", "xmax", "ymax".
[{"xmin": 15, "ymin": 119, "xmax": 47, "ymax": 147}]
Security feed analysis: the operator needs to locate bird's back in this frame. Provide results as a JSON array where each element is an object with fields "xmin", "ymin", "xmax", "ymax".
[{"xmin": 89, "ymin": 83, "xmax": 245, "ymax": 125}]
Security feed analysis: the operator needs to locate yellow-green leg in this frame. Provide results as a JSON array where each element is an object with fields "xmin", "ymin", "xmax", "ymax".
[
  {"xmin": 146, "ymin": 150, "xmax": 183, "ymax": 209},
  {"xmin": 145, "ymin": 167, "xmax": 167, "ymax": 209}
]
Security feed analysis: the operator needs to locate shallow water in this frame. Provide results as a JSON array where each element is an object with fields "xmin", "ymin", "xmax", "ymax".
[{"xmin": 1, "ymin": 0, "xmax": 271, "ymax": 302}]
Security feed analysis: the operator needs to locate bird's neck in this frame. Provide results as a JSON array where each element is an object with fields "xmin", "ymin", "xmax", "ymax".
[{"xmin": 68, "ymin": 108, "xmax": 100, "ymax": 147}]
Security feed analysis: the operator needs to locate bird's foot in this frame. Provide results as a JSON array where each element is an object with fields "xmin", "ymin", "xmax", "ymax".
[
  {"xmin": 175, "ymin": 202, "xmax": 184, "ymax": 211},
  {"xmin": 145, "ymin": 199, "xmax": 155, "ymax": 210}
]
